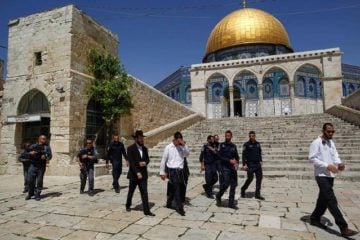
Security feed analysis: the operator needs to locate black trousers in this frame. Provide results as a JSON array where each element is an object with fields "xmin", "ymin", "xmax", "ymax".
[
  {"xmin": 167, "ymin": 168, "xmax": 186, "ymax": 210},
  {"xmin": 241, "ymin": 165, "xmax": 263, "ymax": 196},
  {"xmin": 22, "ymin": 163, "xmax": 30, "ymax": 191},
  {"xmin": 217, "ymin": 168, "xmax": 237, "ymax": 206},
  {"xmin": 311, "ymin": 177, "xmax": 348, "ymax": 230},
  {"xmin": 126, "ymin": 178, "xmax": 150, "ymax": 214},
  {"xmin": 111, "ymin": 161, "xmax": 122, "ymax": 190},
  {"xmin": 204, "ymin": 162, "xmax": 218, "ymax": 194},
  {"xmin": 28, "ymin": 164, "xmax": 46, "ymax": 197},
  {"xmin": 80, "ymin": 167, "xmax": 94, "ymax": 192}
]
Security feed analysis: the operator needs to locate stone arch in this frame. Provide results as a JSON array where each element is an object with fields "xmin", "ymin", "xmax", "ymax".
[
  {"xmin": 261, "ymin": 66, "xmax": 290, "ymax": 84},
  {"xmin": 294, "ymin": 63, "xmax": 322, "ymax": 78},
  {"xmin": 262, "ymin": 67, "xmax": 289, "ymax": 97},
  {"xmin": 233, "ymin": 70, "xmax": 258, "ymax": 97},
  {"xmin": 294, "ymin": 64, "xmax": 322, "ymax": 98},
  {"xmin": 16, "ymin": 89, "xmax": 51, "ymax": 146}
]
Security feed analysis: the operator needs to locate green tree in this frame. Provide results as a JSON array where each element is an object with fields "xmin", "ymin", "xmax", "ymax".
[{"xmin": 87, "ymin": 48, "xmax": 133, "ymax": 144}]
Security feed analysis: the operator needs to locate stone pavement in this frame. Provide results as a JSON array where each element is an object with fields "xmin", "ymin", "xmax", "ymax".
[{"xmin": 0, "ymin": 174, "xmax": 359, "ymax": 240}]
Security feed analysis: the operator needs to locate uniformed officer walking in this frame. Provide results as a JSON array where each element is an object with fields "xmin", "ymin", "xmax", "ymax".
[
  {"xmin": 106, "ymin": 134, "xmax": 128, "ymax": 193},
  {"xmin": 215, "ymin": 130, "xmax": 240, "ymax": 209},
  {"xmin": 18, "ymin": 141, "xmax": 32, "ymax": 193},
  {"xmin": 199, "ymin": 135, "xmax": 218, "ymax": 198},
  {"xmin": 240, "ymin": 131, "xmax": 265, "ymax": 200},
  {"xmin": 26, "ymin": 135, "xmax": 52, "ymax": 201},
  {"xmin": 78, "ymin": 139, "xmax": 97, "ymax": 196},
  {"xmin": 213, "ymin": 134, "xmax": 222, "ymax": 184}
]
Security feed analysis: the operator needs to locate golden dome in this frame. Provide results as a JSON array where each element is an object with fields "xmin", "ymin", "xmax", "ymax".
[{"xmin": 205, "ymin": 8, "xmax": 292, "ymax": 56}]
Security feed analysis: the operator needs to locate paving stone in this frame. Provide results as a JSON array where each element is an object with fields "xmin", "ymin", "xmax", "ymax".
[
  {"xmin": 142, "ymin": 225, "xmax": 187, "ymax": 240},
  {"xmin": 30, "ymin": 213, "xmax": 83, "ymax": 228},
  {"xmin": 161, "ymin": 218, "xmax": 204, "ymax": 228},
  {"xmin": 218, "ymin": 231, "xmax": 271, "ymax": 240},
  {"xmin": 0, "ymin": 221, "xmax": 41, "ymax": 235},
  {"xmin": 73, "ymin": 218, "xmax": 130, "ymax": 234},
  {"xmin": 109, "ymin": 233, "xmax": 139, "ymax": 240},
  {"xmin": 121, "ymin": 224, "xmax": 152, "ymax": 235},
  {"xmin": 259, "ymin": 215, "xmax": 281, "ymax": 229},
  {"xmin": 179, "ymin": 228, "xmax": 219, "ymax": 240},
  {"xmin": 27, "ymin": 225, "xmax": 73, "ymax": 239},
  {"xmin": 61, "ymin": 230, "xmax": 98, "ymax": 240},
  {"xmin": 135, "ymin": 216, "xmax": 163, "ymax": 226}
]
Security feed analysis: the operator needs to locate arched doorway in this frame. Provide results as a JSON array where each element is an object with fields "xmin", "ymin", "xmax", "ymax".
[
  {"xmin": 234, "ymin": 70, "xmax": 258, "ymax": 117},
  {"xmin": 17, "ymin": 90, "xmax": 50, "ymax": 143}
]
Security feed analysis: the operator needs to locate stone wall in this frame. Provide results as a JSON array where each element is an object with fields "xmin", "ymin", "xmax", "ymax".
[
  {"xmin": 118, "ymin": 77, "xmax": 196, "ymax": 140},
  {"xmin": 341, "ymin": 88, "xmax": 360, "ymax": 111}
]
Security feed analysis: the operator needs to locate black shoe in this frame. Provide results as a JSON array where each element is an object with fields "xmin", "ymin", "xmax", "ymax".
[
  {"xmin": 126, "ymin": 207, "xmax": 131, "ymax": 212},
  {"xmin": 25, "ymin": 195, "xmax": 31, "ymax": 200},
  {"xmin": 35, "ymin": 195, "xmax": 41, "ymax": 201},
  {"xmin": 88, "ymin": 191, "xmax": 94, "ymax": 196},
  {"xmin": 115, "ymin": 188, "xmax": 120, "ymax": 193},
  {"xmin": 176, "ymin": 208, "xmax": 185, "ymax": 216},
  {"xmin": 80, "ymin": 190, "xmax": 84, "ymax": 194},
  {"xmin": 228, "ymin": 205, "xmax": 239, "ymax": 210},
  {"xmin": 240, "ymin": 189, "xmax": 245, "ymax": 198},
  {"xmin": 202, "ymin": 184, "xmax": 207, "ymax": 193},
  {"xmin": 206, "ymin": 192, "xmax": 214, "ymax": 199},
  {"xmin": 215, "ymin": 195, "xmax": 221, "ymax": 206},
  {"xmin": 341, "ymin": 228, "xmax": 358, "ymax": 237},
  {"xmin": 23, "ymin": 189, "xmax": 28, "ymax": 193},
  {"xmin": 166, "ymin": 203, "xmax": 174, "ymax": 209},
  {"xmin": 144, "ymin": 212, "xmax": 156, "ymax": 216},
  {"xmin": 310, "ymin": 220, "xmax": 327, "ymax": 230},
  {"xmin": 255, "ymin": 195, "xmax": 265, "ymax": 200}
]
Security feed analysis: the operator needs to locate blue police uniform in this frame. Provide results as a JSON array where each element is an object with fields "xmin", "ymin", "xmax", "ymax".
[
  {"xmin": 199, "ymin": 143, "xmax": 218, "ymax": 197},
  {"xmin": 107, "ymin": 141, "xmax": 127, "ymax": 192},
  {"xmin": 215, "ymin": 141, "xmax": 239, "ymax": 207},
  {"xmin": 27, "ymin": 143, "xmax": 52, "ymax": 200},
  {"xmin": 78, "ymin": 146, "xmax": 97, "ymax": 195},
  {"xmin": 240, "ymin": 140, "xmax": 263, "ymax": 197},
  {"xmin": 18, "ymin": 147, "xmax": 31, "ymax": 193}
]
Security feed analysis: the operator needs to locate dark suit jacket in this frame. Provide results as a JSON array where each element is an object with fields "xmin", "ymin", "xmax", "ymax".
[{"xmin": 127, "ymin": 143, "xmax": 150, "ymax": 180}]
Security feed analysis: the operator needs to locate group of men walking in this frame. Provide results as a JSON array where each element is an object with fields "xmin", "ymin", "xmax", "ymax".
[
  {"xmin": 17, "ymin": 123, "xmax": 357, "ymax": 237},
  {"xmin": 199, "ymin": 130, "xmax": 264, "ymax": 208}
]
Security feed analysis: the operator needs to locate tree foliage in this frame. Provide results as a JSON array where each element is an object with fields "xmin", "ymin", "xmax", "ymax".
[{"xmin": 87, "ymin": 48, "xmax": 133, "ymax": 123}]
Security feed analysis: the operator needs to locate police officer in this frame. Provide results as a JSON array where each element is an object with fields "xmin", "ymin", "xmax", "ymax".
[
  {"xmin": 240, "ymin": 131, "xmax": 265, "ymax": 200},
  {"xmin": 18, "ymin": 141, "xmax": 32, "ymax": 193},
  {"xmin": 78, "ymin": 139, "xmax": 97, "ymax": 196},
  {"xmin": 26, "ymin": 135, "xmax": 52, "ymax": 201},
  {"xmin": 106, "ymin": 134, "xmax": 128, "ymax": 193},
  {"xmin": 213, "ymin": 134, "xmax": 222, "ymax": 182},
  {"xmin": 199, "ymin": 135, "xmax": 218, "ymax": 198},
  {"xmin": 215, "ymin": 130, "xmax": 239, "ymax": 209}
]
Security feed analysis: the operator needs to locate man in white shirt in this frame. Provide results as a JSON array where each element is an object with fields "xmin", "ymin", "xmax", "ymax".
[
  {"xmin": 309, "ymin": 123, "xmax": 357, "ymax": 237},
  {"xmin": 160, "ymin": 132, "xmax": 190, "ymax": 216}
]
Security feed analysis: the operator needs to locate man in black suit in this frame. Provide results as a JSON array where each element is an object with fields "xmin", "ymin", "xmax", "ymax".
[{"xmin": 125, "ymin": 130, "xmax": 155, "ymax": 216}]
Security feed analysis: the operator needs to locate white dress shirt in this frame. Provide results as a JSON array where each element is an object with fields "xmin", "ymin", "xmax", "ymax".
[
  {"xmin": 136, "ymin": 144, "xmax": 143, "ymax": 159},
  {"xmin": 159, "ymin": 142, "xmax": 190, "ymax": 175},
  {"xmin": 309, "ymin": 136, "xmax": 342, "ymax": 178}
]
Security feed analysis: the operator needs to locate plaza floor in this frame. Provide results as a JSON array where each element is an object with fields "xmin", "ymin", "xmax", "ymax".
[{"xmin": 0, "ymin": 174, "xmax": 359, "ymax": 240}]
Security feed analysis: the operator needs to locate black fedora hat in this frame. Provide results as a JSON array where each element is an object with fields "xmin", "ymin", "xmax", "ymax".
[{"xmin": 132, "ymin": 130, "xmax": 146, "ymax": 138}]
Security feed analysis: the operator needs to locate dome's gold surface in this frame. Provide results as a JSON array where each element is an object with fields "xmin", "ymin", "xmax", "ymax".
[{"xmin": 205, "ymin": 8, "xmax": 292, "ymax": 55}]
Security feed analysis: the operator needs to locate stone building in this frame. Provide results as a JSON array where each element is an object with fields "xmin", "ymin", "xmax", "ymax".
[
  {"xmin": 0, "ymin": 5, "xmax": 199, "ymax": 175},
  {"xmin": 155, "ymin": 7, "xmax": 359, "ymax": 118}
]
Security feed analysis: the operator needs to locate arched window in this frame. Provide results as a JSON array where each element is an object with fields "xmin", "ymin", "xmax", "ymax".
[
  {"xmin": 296, "ymin": 77, "xmax": 306, "ymax": 97},
  {"xmin": 263, "ymin": 67, "xmax": 289, "ymax": 97},
  {"xmin": 279, "ymin": 78, "xmax": 290, "ymax": 97},
  {"xmin": 18, "ymin": 90, "xmax": 50, "ymax": 115},
  {"xmin": 263, "ymin": 78, "xmax": 274, "ymax": 99},
  {"xmin": 308, "ymin": 79, "xmax": 317, "ymax": 98},
  {"xmin": 234, "ymin": 70, "xmax": 258, "ymax": 98},
  {"xmin": 207, "ymin": 74, "xmax": 228, "ymax": 103},
  {"xmin": 295, "ymin": 64, "xmax": 321, "ymax": 98},
  {"xmin": 246, "ymin": 79, "xmax": 258, "ymax": 99}
]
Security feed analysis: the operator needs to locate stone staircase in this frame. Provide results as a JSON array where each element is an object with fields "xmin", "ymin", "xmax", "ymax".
[{"xmin": 145, "ymin": 113, "xmax": 360, "ymax": 181}]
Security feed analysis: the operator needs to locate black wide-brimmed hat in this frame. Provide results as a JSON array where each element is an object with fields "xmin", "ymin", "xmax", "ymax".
[{"xmin": 132, "ymin": 130, "xmax": 146, "ymax": 138}]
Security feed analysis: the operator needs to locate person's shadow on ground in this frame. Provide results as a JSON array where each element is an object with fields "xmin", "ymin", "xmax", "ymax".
[
  {"xmin": 41, "ymin": 192, "xmax": 62, "ymax": 199},
  {"xmin": 300, "ymin": 215, "xmax": 357, "ymax": 239},
  {"xmin": 132, "ymin": 202, "xmax": 155, "ymax": 212}
]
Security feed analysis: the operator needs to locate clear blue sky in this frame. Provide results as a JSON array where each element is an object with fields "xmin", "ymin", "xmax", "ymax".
[{"xmin": 0, "ymin": 0, "xmax": 359, "ymax": 86}]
